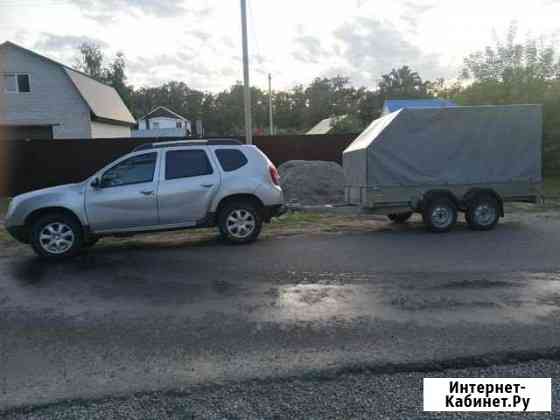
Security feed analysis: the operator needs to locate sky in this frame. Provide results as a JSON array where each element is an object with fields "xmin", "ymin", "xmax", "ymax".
[{"xmin": 1, "ymin": 0, "xmax": 560, "ymax": 92}]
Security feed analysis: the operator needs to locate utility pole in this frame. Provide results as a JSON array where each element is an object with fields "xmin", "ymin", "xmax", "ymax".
[
  {"xmin": 240, "ymin": 0, "xmax": 252, "ymax": 144},
  {"xmin": 268, "ymin": 73, "xmax": 274, "ymax": 135}
]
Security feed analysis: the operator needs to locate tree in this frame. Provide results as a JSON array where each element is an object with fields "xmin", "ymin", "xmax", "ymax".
[
  {"xmin": 303, "ymin": 76, "xmax": 364, "ymax": 130},
  {"xmin": 445, "ymin": 22, "xmax": 560, "ymax": 174},
  {"xmin": 459, "ymin": 23, "xmax": 560, "ymax": 105},
  {"xmin": 356, "ymin": 90, "xmax": 383, "ymax": 126},
  {"xmin": 378, "ymin": 66, "xmax": 431, "ymax": 99},
  {"xmin": 75, "ymin": 43, "xmax": 104, "ymax": 80},
  {"xmin": 330, "ymin": 115, "xmax": 365, "ymax": 134},
  {"xmin": 105, "ymin": 52, "xmax": 133, "ymax": 109},
  {"xmin": 75, "ymin": 43, "xmax": 135, "ymax": 112}
]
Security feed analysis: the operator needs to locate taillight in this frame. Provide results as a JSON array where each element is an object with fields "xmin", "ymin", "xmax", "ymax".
[{"xmin": 269, "ymin": 165, "xmax": 280, "ymax": 186}]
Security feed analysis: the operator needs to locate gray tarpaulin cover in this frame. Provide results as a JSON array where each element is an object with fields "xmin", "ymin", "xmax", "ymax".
[{"xmin": 343, "ymin": 105, "xmax": 543, "ymax": 187}]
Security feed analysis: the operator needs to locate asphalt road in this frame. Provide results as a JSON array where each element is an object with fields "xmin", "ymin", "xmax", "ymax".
[{"xmin": 1, "ymin": 216, "xmax": 560, "ymax": 418}]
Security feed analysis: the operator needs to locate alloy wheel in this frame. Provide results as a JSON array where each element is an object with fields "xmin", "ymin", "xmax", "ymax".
[
  {"xmin": 39, "ymin": 222, "xmax": 75, "ymax": 255},
  {"xmin": 226, "ymin": 209, "xmax": 256, "ymax": 239}
]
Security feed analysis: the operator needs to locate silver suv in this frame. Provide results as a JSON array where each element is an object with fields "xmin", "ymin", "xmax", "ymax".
[{"xmin": 5, "ymin": 139, "xmax": 284, "ymax": 259}]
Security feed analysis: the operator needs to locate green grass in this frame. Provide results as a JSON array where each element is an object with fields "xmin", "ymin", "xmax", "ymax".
[
  {"xmin": 0, "ymin": 197, "xmax": 10, "ymax": 218},
  {"xmin": 75, "ymin": 211, "xmax": 388, "ymax": 253},
  {"xmin": 544, "ymin": 175, "xmax": 560, "ymax": 197}
]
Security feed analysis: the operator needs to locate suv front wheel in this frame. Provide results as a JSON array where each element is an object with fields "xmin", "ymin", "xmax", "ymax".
[
  {"xmin": 218, "ymin": 201, "xmax": 263, "ymax": 244},
  {"xmin": 30, "ymin": 213, "xmax": 83, "ymax": 259}
]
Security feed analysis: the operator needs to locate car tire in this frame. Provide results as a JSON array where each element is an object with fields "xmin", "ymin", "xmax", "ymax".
[
  {"xmin": 466, "ymin": 194, "xmax": 500, "ymax": 231},
  {"xmin": 30, "ymin": 213, "xmax": 83, "ymax": 259},
  {"xmin": 387, "ymin": 212, "xmax": 413, "ymax": 223},
  {"xmin": 218, "ymin": 201, "xmax": 263, "ymax": 244},
  {"xmin": 423, "ymin": 197, "xmax": 457, "ymax": 233}
]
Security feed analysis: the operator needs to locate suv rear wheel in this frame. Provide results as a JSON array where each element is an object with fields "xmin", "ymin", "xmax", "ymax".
[
  {"xmin": 30, "ymin": 213, "xmax": 83, "ymax": 259},
  {"xmin": 218, "ymin": 201, "xmax": 263, "ymax": 244}
]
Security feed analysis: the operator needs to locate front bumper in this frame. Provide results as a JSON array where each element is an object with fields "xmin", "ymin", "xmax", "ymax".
[{"xmin": 6, "ymin": 225, "xmax": 29, "ymax": 243}]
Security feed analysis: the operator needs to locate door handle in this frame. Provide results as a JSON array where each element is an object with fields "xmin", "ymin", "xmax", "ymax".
[
  {"xmin": 201, "ymin": 184, "xmax": 214, "ymax": 188},
  {"xmin": 140, "ymin": 190, "xmax": 154, "ymax": 195}
]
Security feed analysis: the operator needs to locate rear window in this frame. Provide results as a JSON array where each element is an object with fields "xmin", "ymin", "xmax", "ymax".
[
  {"xmin": 215, "ymin": 149, "xmax": 248, "ymax": 172},
  {"xmin": 165, "ymin": 150, "xmax": 213, "ymax": 180}
]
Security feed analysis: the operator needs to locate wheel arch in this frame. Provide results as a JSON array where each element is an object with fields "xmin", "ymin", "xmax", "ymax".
[
  {"xmin": 419, "ymin": 189, "xmax": 459, "ymax": 211},
  {"xmin": 214, "ymin": 194, "xmax": 265, "ymax": 222},
  {"xmin": 24, "ymin": 206, "xmax": 85, "ymax": 231}
]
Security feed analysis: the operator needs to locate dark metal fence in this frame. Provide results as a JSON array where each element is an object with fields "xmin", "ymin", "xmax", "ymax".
[{"xmin": 0, "ymin": 134, "xmax": 357, "ymax": 196}]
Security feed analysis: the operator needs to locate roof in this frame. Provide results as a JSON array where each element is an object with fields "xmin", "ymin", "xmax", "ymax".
[
  {"xmin": 0, "ymin": 41, "xmax": 135, "ymax": 127},
  {"xmin": 306, "ymin": 115, "xmax": 348, "ymax": 135},
  {"xmin": 383, "ymin": 99, "xmax": 457, "ymax": 113},
  {"xmin": 65, "ymin": 68, "xmax": 135, "ymax": 126},
  {"xmin": 139, "ymin": 106, "xmax": 189, "ymax": 122},
  {"xmin": 133, "ymin": 139, "xmax": 242, "ymax": 152}
]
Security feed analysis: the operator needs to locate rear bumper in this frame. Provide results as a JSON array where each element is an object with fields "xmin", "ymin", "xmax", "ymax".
[{"xmin": 6, "ymin": 225, "xmax": 29, "ymax": 243}]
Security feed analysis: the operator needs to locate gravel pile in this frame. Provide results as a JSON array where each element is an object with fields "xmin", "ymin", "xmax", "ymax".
[{"xmin": 278, "ymin": 160, "xmax": 345, "ymax": 205}]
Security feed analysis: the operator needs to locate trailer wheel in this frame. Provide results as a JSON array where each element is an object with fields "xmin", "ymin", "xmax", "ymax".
[
  {"xmin": 466, "ymin": 194, "xmax": 499, "ymax": 231},
  {"xmin": 387, "ymin": 212, "xmax": 413, "ymax": 224},
  {"xmin": 423, "ymin": 197, "xmax": 457, "ymax": 233}
]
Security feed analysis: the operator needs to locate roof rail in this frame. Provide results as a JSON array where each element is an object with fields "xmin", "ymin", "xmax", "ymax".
[{"xmin": 132, "ymin": 138, "xmax": 242, "ymax": 152}]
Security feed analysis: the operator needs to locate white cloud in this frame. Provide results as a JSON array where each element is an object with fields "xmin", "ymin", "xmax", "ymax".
[
  {"xmin": 34, "ymin": 33, "xmax": 109, "ymax": 52},
  {"xmin": 0, "ymin": 0, "xmax": 559, "ymax": 91}
]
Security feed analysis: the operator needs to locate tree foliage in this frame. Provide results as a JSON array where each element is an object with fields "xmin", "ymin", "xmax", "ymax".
[
  {"xmin": 433, "ymin": 22, "xmax": 560, "ymax": 173},
  {"xmin": 73, "ymin": 43, "xmax": 434, "ymax": 135},
  {"xmin": 74, "ymin": 43, "xmax": 133, "ymax": 111},
  {"xmin": 378, "ymin": 65, "xmax": 431, "ymax": 99},
  {"xmin": 73, "ymin": 25, "xmax": 560, "ymax": 173},
  {"xmin": 75, "ymin": 43, "xmax": 104, "ymax": 79},
  {"xmin": 330, "ymin": 115, "xmax": 365, "ymax": 134},
  {"xmin": 458, "ymin": 23, "xmax": 560, "ymax": 105}
]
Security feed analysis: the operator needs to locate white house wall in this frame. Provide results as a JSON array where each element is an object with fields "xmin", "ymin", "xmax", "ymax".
[
  {"xmin": 151, "ymin": 117, "xmax": 179, "ymax": 129},
  {"xmin": 138, "ymin": 116, "xmax": 191, "ymax": 131},
  {"xmin": 0, "ymin": 45, "xmax": 92, "ymax": 138},
  {"xmin": 91, "ymin": 121, "xmax": 131, "ymax": 138}
]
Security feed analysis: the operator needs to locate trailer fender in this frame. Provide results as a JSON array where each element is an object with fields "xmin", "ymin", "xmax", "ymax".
[{"xmin": 418, "ymin": 190, "xmax": 459, "ymax": 212}]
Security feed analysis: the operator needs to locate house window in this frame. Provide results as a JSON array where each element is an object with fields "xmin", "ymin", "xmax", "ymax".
[
  {"xmin": 3, "ymin": 73, "xmax": 31, "ymax": 93},
  {"xmin": 176, "ymin": 121, "xmax": 183, "ymax": 128},
  {"xmin": 152, "ymin": 121, "xmax": 160, "ymax": 129}
]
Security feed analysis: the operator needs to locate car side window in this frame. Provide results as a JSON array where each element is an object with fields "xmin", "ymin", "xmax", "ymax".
[
  {"xmin": 165, "ymin": 150, "xmax": 213, "ymax": 180},
  {"xmin": 215, "ymin": 149, "xmax": 248, "ymax": 172},
  {"xmin": 101, "ymin": 153, "xmax": 157, "ymax": 188}
]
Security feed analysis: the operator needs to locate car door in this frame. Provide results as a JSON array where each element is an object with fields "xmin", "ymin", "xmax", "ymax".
[
  {"xmin": 157, "ymin": 148, "xmax": 220, "ymax": 225},
  {"xmin": 86, "ymin": 152, "xmax": 160, "ymax": 232}
]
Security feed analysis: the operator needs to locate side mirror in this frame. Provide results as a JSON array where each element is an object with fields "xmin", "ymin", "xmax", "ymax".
[{"xmin": 91, "ymin": 177, "xmax": 101, "ymax": 189}]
